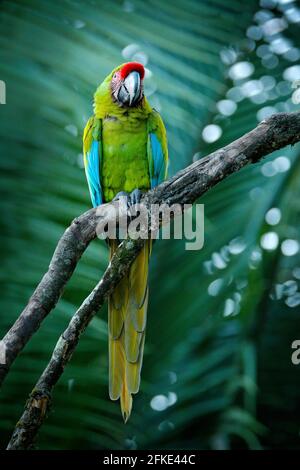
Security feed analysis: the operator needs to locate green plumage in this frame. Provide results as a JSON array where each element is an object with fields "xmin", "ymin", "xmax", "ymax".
[{"xmin": 102, "ymin": 117, "xmax": 150, "ymax": 201}]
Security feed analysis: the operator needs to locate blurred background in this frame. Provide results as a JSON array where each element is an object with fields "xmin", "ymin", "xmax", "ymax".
[{"xmin": 0, "ymin": 0, "xmax": 300, "ymax": 450}]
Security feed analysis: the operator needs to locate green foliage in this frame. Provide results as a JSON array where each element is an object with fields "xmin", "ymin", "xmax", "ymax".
[{"xmin": 0, "ymin": 0, "xmax": 300, "ymax": 450}]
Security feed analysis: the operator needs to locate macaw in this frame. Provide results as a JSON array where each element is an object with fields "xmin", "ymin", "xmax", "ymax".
[{"xmin": 83, "ymin": 62, "xmax": 168, "ymax": 422}]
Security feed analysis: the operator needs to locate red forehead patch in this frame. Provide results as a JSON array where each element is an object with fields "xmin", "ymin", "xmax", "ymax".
[{"xmin": 120, "ymin": 62, "xmax": 145, "ymax": 80}]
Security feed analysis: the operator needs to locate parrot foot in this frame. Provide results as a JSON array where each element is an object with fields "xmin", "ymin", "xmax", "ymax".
[
  {"xmin": 112, "ymin": 189, "xmax": 144, "ymax": 243},
  {"xmin": 113, "ymin": 191, "xmax": 129, "ymax": 204},
  {"xmin": 113, "ymin": 189, "xmax": 143, "ymax": 208},
  {"xmin": 129, "ymin": 188, "xmax": 142, "ymax": 206}
]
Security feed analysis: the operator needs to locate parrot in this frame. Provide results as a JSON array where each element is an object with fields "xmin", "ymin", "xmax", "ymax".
[{"xmin": 83, "ymin": 62, "xmax": 168, "ymax": 422}]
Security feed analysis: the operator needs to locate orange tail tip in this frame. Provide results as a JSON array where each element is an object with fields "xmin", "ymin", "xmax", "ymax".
[{"xmin": 121, "ymin": 383, "xmax": 133, "ymax": 423}]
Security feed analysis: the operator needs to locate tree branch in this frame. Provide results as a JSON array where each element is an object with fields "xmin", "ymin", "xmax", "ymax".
[
  {"xmin": 6, "ymin": 237, "xmax": 144, "ymax": 450},
  {"xmin": 1, "ymin": 112, "xmax": 300, "ymax": 387},
  {"xmin": 3, "ymin": 111, "xmax": 300, "ymax": 449},
  {"xmin": 0, "ymin": 208, "xmax": 98, "ymax": 386}
]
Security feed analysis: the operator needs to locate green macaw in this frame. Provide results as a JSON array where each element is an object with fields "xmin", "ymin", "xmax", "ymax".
[{"xmin": 83, "ymin": 62, "xmax": 168, "ymax": 421}]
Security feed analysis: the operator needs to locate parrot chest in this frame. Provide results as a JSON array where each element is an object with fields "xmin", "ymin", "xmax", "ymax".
[{"xmin": 101, "ymin": 118, "xmax": 150, "ymax": 202}]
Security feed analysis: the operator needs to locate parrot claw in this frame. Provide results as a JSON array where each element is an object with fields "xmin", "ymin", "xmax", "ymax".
[
  {"xmin": 112, "ymin": 189, "xmax": 143, "ymax": 243},
  {"xmin": 113, "ymin": 189, "xmax": 142, "ymax": 209},
  {"xmin": 113, "ymin": 191, "xmax": 131, "ymax": 209},
  {"xmin": 129, "ymin": 188, "xmax": 142, "ymax": 206},
  {"xmin": 113, "ymin": 191, "xmax": 129, "ymax": 201}
]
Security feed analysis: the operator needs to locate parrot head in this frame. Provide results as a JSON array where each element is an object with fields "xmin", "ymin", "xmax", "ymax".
[{"xmin": 110, "ymin": 62, "xmax": 145, "ymax": 107}]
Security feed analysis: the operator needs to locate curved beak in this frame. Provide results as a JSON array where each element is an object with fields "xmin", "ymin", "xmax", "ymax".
[{"xmin": 118, "ymin": 71, "xmax": 141, "ymax": 106}]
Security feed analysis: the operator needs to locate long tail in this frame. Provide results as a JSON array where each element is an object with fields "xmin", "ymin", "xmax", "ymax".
[{"xmin": 108, "ymin": 239, "xmax": 150, "ymax": 422}]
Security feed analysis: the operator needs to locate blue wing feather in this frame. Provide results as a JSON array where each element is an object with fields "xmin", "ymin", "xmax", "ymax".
[
  {"xmin": 149, "ymin": 133, "xmax": 166, "ymax": 189},
  {"xmin": 84, "ymin": 121, "xmax": 103, "ymax": 207}
]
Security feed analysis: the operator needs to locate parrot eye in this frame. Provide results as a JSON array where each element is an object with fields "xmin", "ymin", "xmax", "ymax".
[{"xmin": 113, "ymin": 73, "xmax": 117, "ymax": 79}]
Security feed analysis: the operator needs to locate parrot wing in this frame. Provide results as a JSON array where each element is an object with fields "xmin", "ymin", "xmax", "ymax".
[
  {"xmin": 83, "ymin": 116, "xmax": 103, "ymax": 207},
  {"xmin": 147, "ymin": 109, "xmax": 168, "ymax": 188}
]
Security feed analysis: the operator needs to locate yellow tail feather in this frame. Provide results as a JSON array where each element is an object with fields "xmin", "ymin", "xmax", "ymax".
[
  {"xmin": 120, "ymin": 379, "xmax": 133, "ymax": 423},
  {"xmin": 108, "ymin": 240, "xmax": 150, "ymax": 422}
]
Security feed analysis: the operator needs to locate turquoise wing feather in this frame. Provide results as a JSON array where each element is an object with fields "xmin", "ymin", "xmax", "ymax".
[
  {"xmin": 147, "ymin": 110, "xmax": 168, "ymax": 189},
  {"xmin": 83, "ymin": 116, "xmax": 103, "ymax": 207}
]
